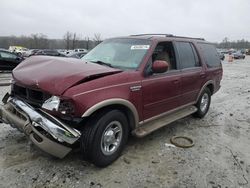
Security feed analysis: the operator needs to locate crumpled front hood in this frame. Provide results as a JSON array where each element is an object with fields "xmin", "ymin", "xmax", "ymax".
[{"xmin": 13, "ymin": 56, "xmax": 122, "ymax": 95}]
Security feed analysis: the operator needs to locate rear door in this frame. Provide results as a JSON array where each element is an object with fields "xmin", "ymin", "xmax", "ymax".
[
  {"xmin": 174, "ymin": 41, "xmax": 205, "ymax": 106},
  {"xmin": 197, "ymin": 43, "xmax": 223, "ymax": 93}
]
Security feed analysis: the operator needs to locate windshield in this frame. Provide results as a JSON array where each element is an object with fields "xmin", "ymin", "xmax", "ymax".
[{"xmin": 82, "ymin": 38, "xmax": 151, "ymax": 70}]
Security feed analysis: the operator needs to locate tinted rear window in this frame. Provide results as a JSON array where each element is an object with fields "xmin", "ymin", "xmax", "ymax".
[
  {"xmin": 198, "ymin": 43, "xmax": 221, "ymax": 68},
  {"xmin": 175, "ymin": 42, "xmax": 199, "ymax": 69}
]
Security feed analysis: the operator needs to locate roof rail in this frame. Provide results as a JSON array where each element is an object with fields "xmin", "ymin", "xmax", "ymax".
[
  {"xmin": 130, "ymin": 34, "xmax": 205, "ymax": 41},
  {"xmin": 173, "ymin": 35, "xmax": 205, "ymax": 41},
  {"xmin": 130, "ymin": 34, "xmax": 174, "ymax": 37}
]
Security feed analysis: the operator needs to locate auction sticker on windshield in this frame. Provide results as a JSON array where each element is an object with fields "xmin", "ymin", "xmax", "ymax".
[{"xmin": 131, "ymin": 45, "xmax": 150, "ymax": 50}]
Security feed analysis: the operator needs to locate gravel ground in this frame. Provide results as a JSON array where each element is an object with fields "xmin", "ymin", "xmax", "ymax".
[{"xmin": 0, "ymin": 56, "xmax": 250, "ymax": 188}]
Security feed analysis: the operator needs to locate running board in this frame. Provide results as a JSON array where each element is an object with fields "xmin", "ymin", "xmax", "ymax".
[{"xmin": 133, "ymin": 105, "xmax": 197, "ymax": 138}]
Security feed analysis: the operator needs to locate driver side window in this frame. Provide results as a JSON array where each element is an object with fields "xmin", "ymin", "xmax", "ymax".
[
  {"xmin": 152, "ymin": 42, "xmax": 177, "ymax": 70},
  {"xmin": 145, "ymin": 41, "xmax": 177, "ymax": 75}
]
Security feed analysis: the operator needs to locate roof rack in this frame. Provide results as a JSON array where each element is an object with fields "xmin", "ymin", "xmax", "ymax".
[
  {"xmin": 173, "ymin": 35, "xmax": 205, "ymax": 41},
  {"xmin": 130, "ymin": 34, "xmax": 205, "ymax": 41},
  {"xmin": 131, "ymin": 34, "xmax": 174, "ymax": 37}
]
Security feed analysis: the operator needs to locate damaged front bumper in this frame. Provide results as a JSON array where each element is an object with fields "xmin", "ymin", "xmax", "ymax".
[{"xmin": 0, "ymin": 95, "xmax": 81, "ymax": 158}]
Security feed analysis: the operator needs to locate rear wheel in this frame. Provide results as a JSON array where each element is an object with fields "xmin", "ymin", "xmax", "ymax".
[
  {"xmin": 193, "ymin": 88, "xmax": 211, "ymax": 118},
  {"xmin": 80, "ymin": 110, "xmax": 128, "ymax": 167}
]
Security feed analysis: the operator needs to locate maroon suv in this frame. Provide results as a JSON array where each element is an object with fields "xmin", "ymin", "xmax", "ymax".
[{"xmin": 0, "ymin": 34, "xmax": 223, "ymax": 167}]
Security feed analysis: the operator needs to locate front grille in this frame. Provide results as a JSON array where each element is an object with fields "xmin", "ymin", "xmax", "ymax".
[{"xmin": 12, "ymin": 84, "xmax": 51, "ymax": 107}]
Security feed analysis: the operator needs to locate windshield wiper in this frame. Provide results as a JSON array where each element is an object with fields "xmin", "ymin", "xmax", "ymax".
[{"xmin": 90, "ymin": 60, "xmax": 113, "ymax": 68}]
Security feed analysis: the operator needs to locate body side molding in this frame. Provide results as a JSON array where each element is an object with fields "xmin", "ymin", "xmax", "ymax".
[
  {"xmin": 81, "ymin": 98, "xmax": 139, "ymax": 128},
  {"xmin": 196, "ymin": 80, "xmax": 215, "ymax": 103}
]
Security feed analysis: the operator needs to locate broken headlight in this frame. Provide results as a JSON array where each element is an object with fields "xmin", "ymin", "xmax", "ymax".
[
  {"xmin": 42, "ymin": 96, "xmax": 60, "ymax": 111},
  {"xmin": 42, "ymin": 96, "xmax": 75, "ymax": 115},
  {"xmin": 58, "ymin": 100, "xmax": 75, "ymax": 115}
]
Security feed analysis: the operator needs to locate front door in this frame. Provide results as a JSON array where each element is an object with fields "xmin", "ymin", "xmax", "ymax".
[{"xmin": 142, "ymin": 41, "xmax": 182, "ymax": 120}]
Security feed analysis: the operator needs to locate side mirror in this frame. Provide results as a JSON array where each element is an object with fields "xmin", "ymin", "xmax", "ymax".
[{"xmin": 152, "ymin": 60, "xmax": 169, "ymax": 73}]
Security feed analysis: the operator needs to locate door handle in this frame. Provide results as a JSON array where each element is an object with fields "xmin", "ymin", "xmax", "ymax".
[
  {"xmin": 173, "ymin": 80, "xmax": 180, "ymax": 84},
  {"xmin": 200, "ymin": 73, "xmax": 206, "ymax": 78},
  {"xmin": 214, "ymin": 70, "xmax": 221, "ymax": 75}
]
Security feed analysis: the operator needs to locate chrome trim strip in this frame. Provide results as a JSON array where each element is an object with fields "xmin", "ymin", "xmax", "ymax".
[
  {"xmin": 142, "ymin": 75, "xmax": 179, "ymax": 82},
  {"xmin": 9, "ymin": 98, "xmax": 81, "ymax": 144},
  {"xmin": 39, "ymin": 109, "xmax": 81, "ymax": 137},
  {"xmin": 73, "ymin": 81, "xmax": 141, "ymax": 97}
]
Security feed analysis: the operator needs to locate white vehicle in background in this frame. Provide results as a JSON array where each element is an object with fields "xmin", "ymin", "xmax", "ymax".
[
  {"xmin": 65, "ymin": 49, "xmax": 74, "ymax": 55},
  {"xmin": 9, "ymin": 46, "xmax": 28, "ymax": 55},
  {"xmin": 57, "ymin": 49, "xmax": 68, "ymax": 55},
  {"xmin": 74, "ymin": 48, "xmax": 88, "ymax": 53},
  {"xmin": 61, "ymin": 49, "xmax": 88, "ymax": 55}
]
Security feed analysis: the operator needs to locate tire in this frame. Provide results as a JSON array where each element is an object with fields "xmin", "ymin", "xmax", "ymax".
[
  {"xmin": 80, "ymin": 109, "xmax": 129, "ymax": 167},
  {"xmin": 193, "ymin": 88, "xmax": 211, "ymax": 118}
]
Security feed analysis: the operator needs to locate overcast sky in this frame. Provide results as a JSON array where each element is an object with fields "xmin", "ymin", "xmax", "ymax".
[{"xmin": 1, "ymin": 0, "xmax": 250, "ymax": 42}]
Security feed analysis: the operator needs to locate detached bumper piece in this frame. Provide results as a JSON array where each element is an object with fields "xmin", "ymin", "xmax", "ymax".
[{"xmin": 0, "ymin": 97, "xmax": 81, "ymax": 158}]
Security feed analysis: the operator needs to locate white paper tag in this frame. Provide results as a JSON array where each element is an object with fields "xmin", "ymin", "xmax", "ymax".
[{"xmin": 131, "ymin": 45, "xmax": 150, "ymax": 50}]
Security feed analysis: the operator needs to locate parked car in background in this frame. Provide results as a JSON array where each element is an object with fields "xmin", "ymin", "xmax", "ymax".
[
  {"xmin": 65, "ymin": 50, "xmax": 74, "ymax": 55},
  {"xmin": 74, "ymin": 48, "xmax": 88, "ymax": 53},
  {"xmin": 217, "ymin": 48, "xmax": 230, "ymax": 55},
  {"xmin": 218, "ymin": 52, "xmax": 225, "ymax": 60},
  {"xmin": 57, "ymin": 49, "xmax": 68, "ymax": 55},
  {"xmin": 217, "ymin": 50, "xmax": 225, "ymax": 61},
  {"xmin": 240, "ymin": 49, "xmax": 247, "ymax": 54},
  {"xmin": 34, "ymin": 49, "xmax": 67, "ymax": 57},
  {"xmin": 229, "ymin": 48, "xmax": 237, "ymax": 53},
  {"xmin": 0, "ymin": 34, "xmax": 223, "ymax": 167},
  {"xmin": 22, "ymin": 49, "xmax": 40, "ymax": 57},
  {"xmin": 220, "ymin": 49, "xmax": 229, "ymax": 54},
  {"xmin": 0, "ymin": 49, "xmax": 24, "ymax": 70},
  {"xmin": 67, "ymin": 51, "xmax": 87, "ymax": 59},
  {"xmin": 9, "ymin": 46, "xmax": 28, "ymax": 56},
  {"xmin": 232, "ymin": 51, "xmax": 245, "ymax": 59}
]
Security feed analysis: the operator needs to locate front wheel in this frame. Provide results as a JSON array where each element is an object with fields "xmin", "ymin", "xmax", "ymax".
[
  {"xmin": 193, "ymin": 88, "xmax": 211, "ymax": 118},
  {"xmin": 80, "ymin": 110, "xmax": 129, "ymax": 167}
]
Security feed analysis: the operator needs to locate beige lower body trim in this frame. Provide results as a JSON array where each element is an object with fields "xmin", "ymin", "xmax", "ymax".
[
  {"xmin": 30, "ymin": 126, "xmax": 72, "ymax": 159},
  {"xmin": 139, "ymin": 102, "xmax": 196, "ymax": 125},
  {"xmin": 195, "ymin": 80, "xmax": 215, "ymax": 103},
  {"xmin": 133, "ymin": 105, "xmax": 197, "ymax": 137},
  {"xmin": 82, "ymin": 98, "xmax": 139, "ymax": 127}
]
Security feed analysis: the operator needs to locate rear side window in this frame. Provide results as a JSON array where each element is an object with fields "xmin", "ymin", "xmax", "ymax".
[
  {"xmin": 175, "ymin": 42, "xmax": 199, "ymax": 69},
  {"xmin": 198, "ymin": 43, "xmax": 221, "ymax": 68}
]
